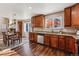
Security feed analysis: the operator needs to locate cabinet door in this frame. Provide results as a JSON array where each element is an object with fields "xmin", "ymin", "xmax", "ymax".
[
  {"xmin": 29, "ymin": 32, "xmax": 37, "ymax": 43},
  {"xmin": 31, "ymin": 17, "xmax": 35, "ymax": 27},
  {"xmin": 65, "ymin": 36, "xmax": 69, "ymax": 52},
  {"xmin": 68, "ymin": 37, "xmax": 76, "ymax": 54},
  {"xmin": 50, "ymin": 35, "xmax": 58, "ymax": 48},
  {"xmin": 35, "ymin": 15, "xmax": 44, "ymax": 27},
  {"xmin": 64, "ymin": 7, "xmax": 71, "ymax": 27},
  {"xmin": 59, "ymin": 36, "xmax": 65, "ymax": 50},
  {"xmin": 65, "ymin": 36, "xmax": 77, "ymax": 55},
  {"xmin": 35, "ymin": 16, "xmax": 40, "ymax": 27},
  {"xmin": 31, "ymin": 15, "xmax": 45, "ymax": 28},
  {"xmin": 44, "ymin": 34, "xmax": 50, "ymax": 46},
  {"xmin": 33, "ymin": 33, "xmax": 37, "ymax": 43},
  {"xmin": 72, "ymin": 4, "xmax": 79, "ymax": 26},
  {"xmin": 29, "ymin": 32, "xmax": 33, "ymax": 42}
]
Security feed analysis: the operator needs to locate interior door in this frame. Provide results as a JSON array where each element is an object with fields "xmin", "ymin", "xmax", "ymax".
[{"xmin": 18, "ymin": 21, "xmax": 23, "ymax": 37}]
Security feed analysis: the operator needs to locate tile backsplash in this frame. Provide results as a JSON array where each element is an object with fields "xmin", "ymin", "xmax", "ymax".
[
  {"xmin": 33, "ymin": 27, "xmax": 76, "ymax": 34},
  {"xmin": 61, "ymin": 27, "xmax": 76, "ymax": 34}
]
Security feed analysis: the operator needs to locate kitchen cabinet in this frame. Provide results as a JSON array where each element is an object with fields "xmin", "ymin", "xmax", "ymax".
[
  {"xmin": 68, "ymin": 37, "xmax": 77, "ymax": 54},
  {"xmin": 50, "ymin": 35, "xmax": 58, "ymax": 48},
  {"xmin": 44, "ymin": 34, "xmax": 50, "ymax": 46},
  {"xmin": 64, "ymin": 4, "xmax": 79, "ymax": 27},
  {"xmin": 29, "ymin": 32, "xmax": 77, "ymax": 55},
  {"xmin": 65, "ymin": 36, "xmax": 69, "ymax": 52},
  {"xmin": 65, "ymin": 36, "xmax": 77, "ymax": 55},
  {"xmin": 31, "ymin": 15, "xmax": 45, "ymax": 28},
  {"xmin": 64, "ymin": 7, "xmax": 71, "ymax": 27},
  {"xmin": 59, "ymin": 36, "xmax": 65, "ymax": 50},
  {"xmin": 71, "ymin": 4, "xmax": 79, "ymax": 27},
  {"xmin": 29, "ymin": 32, "xmax": 37, "ymax": 43},
  {"xmin": 31, "ymin": 17, "xmax": 35, "ymax": 27}
]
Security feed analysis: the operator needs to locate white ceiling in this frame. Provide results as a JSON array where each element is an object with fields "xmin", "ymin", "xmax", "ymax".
[{"xmin": 0, "ymin": 3, "xmax": 75, "ymax": 19}]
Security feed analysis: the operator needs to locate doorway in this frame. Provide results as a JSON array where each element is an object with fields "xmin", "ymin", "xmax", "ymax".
[{"xmin": 23, "ymin": 22, "xmax": 31, "ymax": 39}]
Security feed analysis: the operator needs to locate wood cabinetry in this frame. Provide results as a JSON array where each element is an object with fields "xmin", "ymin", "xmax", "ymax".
[
  {"xmin": 29, "ymin": 32, "xmax": 77, "ymax": 55},
  {"xmin": 64, "ymin": 4, "xmax": 79, "ymax": 27},
  {"xmin": 31, "ymin": 17, "xmax": 35, "ymax": 27},
  {"xmin": 65, "ymin": 36, "xmax": 77, "ymax": 54},
  {"xmin": 31, "ymin": 15, "xmax": 45, "ymax": 28},
  {"xmin": 68, "ymin": 37, "xmax": 77, "ymax": 54},
  {"xmin": 64, "ymin": 7, "xmax": 71, "ymax": 27},
  {"xmin": 59, "ymin": 36, "xmax": 65, "ymax": 50},
  {"xmin": 44, "ymin": 34, "xmax": 50, "ymax": 46},
  {"xmin": 50, "ymin": 35, "xmax": 58, "ymax": 48},
  {"xmin": 71, "ymin": 4, "xmax": 79, "ymax": 27},
  {"xmin": 29, "ymin": 32, "xmax": 37, "ymax": 43},
  {"xmin": 65, "ymin": 36, "xmax": 69, "ymax": 52}
]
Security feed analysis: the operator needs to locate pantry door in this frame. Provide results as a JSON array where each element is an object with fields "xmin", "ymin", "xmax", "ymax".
[{"xmin": 18, "ymin": 21, "xmax": 23, "ymax": 37}]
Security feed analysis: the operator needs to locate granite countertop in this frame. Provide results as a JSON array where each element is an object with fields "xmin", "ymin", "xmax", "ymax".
[{"xmin": 31, "ymin": 31, "xmax": 79, "ymax": 39}]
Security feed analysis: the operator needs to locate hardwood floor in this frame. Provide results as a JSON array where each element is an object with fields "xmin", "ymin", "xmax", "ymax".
[{"xmin": 0, "ymin": 42, "xmax": 72, "ymax": 56}]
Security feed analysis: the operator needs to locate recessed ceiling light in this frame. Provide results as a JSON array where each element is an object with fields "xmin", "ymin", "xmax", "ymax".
[{"xmin": 28, "ymin": 6, "xmax": 32, "ymax": 10}]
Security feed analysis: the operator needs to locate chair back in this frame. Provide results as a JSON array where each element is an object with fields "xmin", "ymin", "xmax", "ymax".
[
  {"xmin": 2, "ymin": 32, "xmax": 8, "ymax": 44},
  {"xmin": 16, "ymin": 32, "xmax": 22, "ymax": 38}
]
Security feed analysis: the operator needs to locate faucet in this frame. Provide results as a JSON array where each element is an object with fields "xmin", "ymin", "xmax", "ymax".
[{"xmin": 59, "ymin": 29, "xmax": 63, "ymax": 34}]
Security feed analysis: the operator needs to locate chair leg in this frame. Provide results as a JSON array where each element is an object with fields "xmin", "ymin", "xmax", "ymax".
[
  {"xmin": 8, "ymin": 40, "xmax": 9, "ymax": 46},
  {"xmin": 11, "ymin": 40, "xmax": 13, "ymax": 44},
  {"xmin": 13, "ymin": 40, "xmax": 16, "ymax": 45},
  {"xmin": 19, "ymin": 39, "xmax": 20, "ymax": 43}
]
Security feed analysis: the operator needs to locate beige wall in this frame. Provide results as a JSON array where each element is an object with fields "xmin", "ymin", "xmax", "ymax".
[
  {"xmin": 46, "ymin": 11, "xmax": 64, "ymax": 18},
  {"xmin": 0, "ymin": 17, "xmax": 9, "ymax": 34},
  {"xmin": 3, "ymin": 17, "xmax": 9, "ymax": 26}
]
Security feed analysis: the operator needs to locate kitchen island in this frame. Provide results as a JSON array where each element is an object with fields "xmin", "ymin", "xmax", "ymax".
[{"xmin": 29, "ymin": 32, "xmax": 78, "ymax": 55}]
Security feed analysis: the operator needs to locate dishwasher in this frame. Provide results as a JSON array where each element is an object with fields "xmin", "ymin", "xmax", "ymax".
[{"xmin": 37, "ymin": 33, "xmax": 44, "ymax": 44}]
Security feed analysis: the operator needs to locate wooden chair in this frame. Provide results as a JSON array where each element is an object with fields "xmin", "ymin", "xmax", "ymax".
[
  {"xmin": 2, "ymin": 32, "xmax": 13, "ymax": 46},
  {"xmin": 2, "ymin": 32, "xmax": 8, "ymax": 45},
  {"xmin": 7, "ymin": 34, "xmax": 14, "ymax": 46},
  {"xmin": 12, "ymin": 32, "xmax": 22, "ymax": 45}
]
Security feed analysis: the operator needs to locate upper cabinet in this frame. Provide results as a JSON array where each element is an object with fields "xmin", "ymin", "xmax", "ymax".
[
  {"xmin": 64, "ymin": 7, "xmax": 71, "ymax": 27},
  {"xmin": 71, "ymin": 4, "xmax": 79, "ymax": 27},
  {"xmin": 31, "ymin": 15, "xmax": 45, "ymax": 28},
  {"xmin": 64, "ymin": 4, "xmax": 79, "ymax": 27}
]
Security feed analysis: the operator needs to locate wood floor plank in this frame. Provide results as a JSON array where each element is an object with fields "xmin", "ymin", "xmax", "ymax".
[
  {"xmin": 0, "ymin": 42, "xmax": 70, "ymax": 56},
  {"xmin": 32, "ymin": 45, "xmax": 43, "ymax": 56}
]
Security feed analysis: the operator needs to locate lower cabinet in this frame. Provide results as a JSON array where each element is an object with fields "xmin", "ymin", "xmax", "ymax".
[
  {"xmin": 44, "ymin": 34, "xmax": 50, "ymax": 46},
  {"xmin": 29, "ymin": 32, "xmax": 77, "ymax": 55},
  {"xmin": 29, "ymin": 32, "xmax": 37, "ymax": 43},
  {"xmin": 50, "ymin": 35, "xmax": 58, "ymax": 48},
  {"xmin": 65, "ymin": 36, "xmax": 77, "ymax": 55},
  {"xmin": 65, "ymin": 36, "xmax": 69, "ymax": 52},
  {"xmin": 68, "ymin": 37, "xmax": 77, "ymax": 54},
  {"xmin": 59, "ymin": 36, "xmax": 65, "ymax": 50}
]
